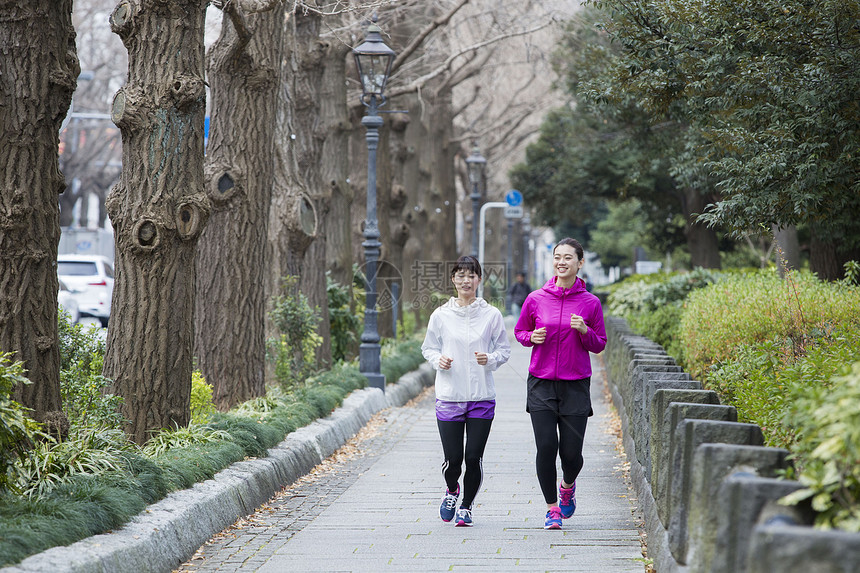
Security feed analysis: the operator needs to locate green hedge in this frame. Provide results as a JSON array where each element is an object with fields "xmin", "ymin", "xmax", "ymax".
[
  {"xmin": 0, "ymin": 341, "xmax": 423, "ymax": 567},
  {"xmin": 609, "ymin": 267, "xmax": 860, "ymax": 531}
]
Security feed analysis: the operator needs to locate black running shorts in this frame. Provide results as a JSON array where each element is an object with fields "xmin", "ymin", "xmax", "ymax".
[{"xmin": 526, "ymin": 374, "xmax": 593, "ymax": 417}]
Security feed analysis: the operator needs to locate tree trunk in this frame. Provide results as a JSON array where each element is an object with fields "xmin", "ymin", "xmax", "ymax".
[
  {"xmin": 322, "ymin": 44, "xmax": 354, "ymax": 290},
  {"xmin": 194, "ymin": 3, "xmax": 283, "ymax": 410},
  {"xmin": 104, "ymin": 0, "xmax": 210, "ymax": 444},
  {"xmin": 395, "ymin": 94, "xmax": 434, "ymax": 321},
  {"xmin": 808, "ymin": 226, "xmax": 860, "ymax": 282},
  {"xmin": 267, "ymin": 7, "xmax": 341, "ymax": 370},
  {"xmin": 680, "ymin": 187, "xmax": 721, "ymax": 269},
  {"xmin": 395, "ymin": 86, "xmax": 458, "ymax": 317},
  {"xmin": 0, "ymin": 0, "xmax": 77, "ymax": 435},
  {"xmin": 773, "ymin": 224, "xmax": 800, "ymax": 278},
  {"xmin": 427, "ymin": 86, "xmax": 458, "ymax": 265}
]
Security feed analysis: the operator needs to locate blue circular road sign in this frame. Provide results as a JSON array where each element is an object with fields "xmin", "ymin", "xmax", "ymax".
[{"xmin": 505, "ymin": 189, "xmax": 523, "ymax": 206}]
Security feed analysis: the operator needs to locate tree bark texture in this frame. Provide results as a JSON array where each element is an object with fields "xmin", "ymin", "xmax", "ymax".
[
  {"xmin": 773, "ymin": 224, "xmax": 800, "ymax": 278},
  {"xmin": 268, "ymin": 6, "xmax": 333, "ymax": 366},
  {"xmin": 680, "ymin": 187, "xmax": 721, "ymax": 269},
  {"xmin": 395, "ymin": 87, "xmax": 458, "ymax": 318},
  {"xmin": 195, "ymin": 3, "xmax": 283, "ymax": 410},
  {"xmin": 320, "ymin": 40, "xmax": 354, "ymax": 291},
  {"xmin": 104, "ymin": 0, "xmax": 210, "ymax": 444},
  {"xmin": 809, "ymin": 225, "xmax": 859, "ymax": 282},
  {"xmin": 0, "ymin": 1, "xmax": 77, "ymax": 431},
  {"xmin": 383, "ymin": 6, "xmax": 459, "ymax": 323},
  {"xmin": 395, "ymin": 95, "xmax": 432, "ymax": 321}
]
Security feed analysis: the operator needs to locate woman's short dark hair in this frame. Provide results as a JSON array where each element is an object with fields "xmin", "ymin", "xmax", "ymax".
[
  {"xmin": 450, "ymin": 255, "xmax": 482, "ymax": 279},
  {"xmin": 553, "ymin": 238, "xmax": 584, "ymax": 261}
]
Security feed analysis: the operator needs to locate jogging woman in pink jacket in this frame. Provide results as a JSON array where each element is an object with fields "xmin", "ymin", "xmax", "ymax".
[{"xmin": 514, "ymin": 238, "xmax": 607, "ymax": 529}]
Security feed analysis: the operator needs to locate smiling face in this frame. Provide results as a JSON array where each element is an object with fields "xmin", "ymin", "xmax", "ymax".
[
  {"xmin": 452, "ymin": 269, "xmax": 481, "ymax": 299},
  {"xmin": 553, "ymin": 244, "xmax": 583, "ymax": 282}
]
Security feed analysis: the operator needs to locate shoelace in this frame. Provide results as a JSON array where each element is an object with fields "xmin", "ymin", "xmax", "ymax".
[
  {"xmin": 443, "ymin": 494, "xmax": 457, "ymax": 510},
  {"xmin": 559, "ymin": 488, "xmax": 575, "ymax": 505}
]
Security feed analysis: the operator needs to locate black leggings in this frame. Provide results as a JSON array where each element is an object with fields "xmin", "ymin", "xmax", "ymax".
[
  {"xmin": 437, "ymin": 418, "xmax": 493, "ymax": 508},
  {"xmin": 529, "ymin": 410, "xmax": 588, "ymax": 505}
]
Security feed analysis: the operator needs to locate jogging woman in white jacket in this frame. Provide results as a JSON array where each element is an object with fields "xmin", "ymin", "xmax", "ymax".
[{"xmin": 421, "ymin": 255, "xmax": 511, "ymax": 527}]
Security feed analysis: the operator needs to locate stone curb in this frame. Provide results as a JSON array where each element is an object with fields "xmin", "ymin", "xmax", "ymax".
[{"xmin": 3, "ymin": 364, "xmax": 435, "ymax": 573}]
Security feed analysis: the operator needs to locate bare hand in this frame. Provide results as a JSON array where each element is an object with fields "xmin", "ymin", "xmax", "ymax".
[
  {"xmin": 475, "ymin": 352, "xmax": 488, "ymax": 365},
  {"xmin": 438, "ymin": 355, "xmax": 453, "ymax": 370},
  {"xmin": 570, "ymin": 313, "xmax": 587, "ymax": 334},
  {"xmin": 531, "ymin": 327, "xmax": 547, "ymax": 344}
]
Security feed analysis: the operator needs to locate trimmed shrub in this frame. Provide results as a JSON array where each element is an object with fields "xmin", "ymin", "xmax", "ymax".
[
  {"xmin": 0, "ymin": 354, "xmax": 44, "ymax": 494},
  {"xmin": 58, "ymin": 316, "xmax": 124, "ymax": 433},
  {"xmin": 327, "ymin": 272, "xmax": 362, "ymax": 362},
  {"xmin": 190, "ymin": 370, "xmax": 217, "ymax": 424},
  {"xmin": 680, "ymin": 269, "xmax": 860, "ymax": 381},
  {"xmin": 782, "ymin": 361, "xmax": 860, "ymax": 531}
]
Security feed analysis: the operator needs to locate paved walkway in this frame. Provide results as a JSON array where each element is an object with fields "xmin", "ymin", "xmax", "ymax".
[{"xmin": 178, "ymin": 329, "xmax": 646, "ymax": 572}]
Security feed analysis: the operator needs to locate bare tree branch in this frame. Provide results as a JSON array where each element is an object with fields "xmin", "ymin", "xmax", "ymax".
[
  {"xmin": 452, "ymin": 83, "xmax": 481, "ymax": 118},
  {"xmin": 436, "ymin": 46, "xmax": 494, "ymax": 95},
  {"xmin": 386, "ymin": 20, "xmax": 553, "ymax": 100},
  {"xmin": 390, "ymin": 0, "xmax": 471, "ymax": 74}
]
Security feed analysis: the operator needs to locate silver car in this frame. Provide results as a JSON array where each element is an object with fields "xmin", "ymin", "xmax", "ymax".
[{"xmin": 57, "ymin": 254, "xmax": 114, "ymax": 327}]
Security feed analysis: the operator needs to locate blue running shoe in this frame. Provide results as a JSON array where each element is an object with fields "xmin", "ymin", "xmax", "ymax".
[
  {"xmin": 455, "ymin": 508, "xmax": 473, "ymax": 527},
  {"xmin": 440, "ymin": 487, "xmax": 459, "ymax": 522},
  {"xmin": 544, "ymin": 507, "xmax": 563, "ymax": 530},
  {"xmin": 559, "ymin": 481, "xmax": 576, "ymax": 518}
]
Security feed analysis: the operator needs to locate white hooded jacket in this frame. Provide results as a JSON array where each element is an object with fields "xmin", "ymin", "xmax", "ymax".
[{"xmin": 421, "ymin": 297, "xmax": 511, "ymax": 402}]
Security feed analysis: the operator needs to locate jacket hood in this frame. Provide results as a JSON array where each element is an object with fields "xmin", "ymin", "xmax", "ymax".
[{"xmin": 541, "ymin": 276, "xmax": 587, "ymax": 297}]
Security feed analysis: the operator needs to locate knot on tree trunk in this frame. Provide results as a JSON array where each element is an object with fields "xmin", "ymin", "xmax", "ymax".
[
  {"xmin": 204, "ymin": 164, "xmax": 245, "ymax": 208},
  {"xmin": 132, "ymin": 217, "xmax": 162, "ymax": 252},
  {"xmin": 109, "ymin": 1, "xmax": 137, "ymax": 40},
  {"xmin": 285, "ymin": 194, "xmax": 317, "ymax": 252},
  {"xmin": 111, "ymin": 87, "xmax": 147, "ymax": 131},
  {"xmin": 393, "ymin": 222, "xmax": 410, "ymax": 246},
  {"xmin": 390, "ymin": 184, "xmax": 407, "ymax": 211},
  {"xmin": 35, "ymin": 336, "xmax": 54, "ymax": 352},
  {"xmin": 175, "ymin": 196, "xmax": 209, "ymax": 241},
  {"xmin": 166, "ymin": 74, "xmax": 205, "ymax": 111}
]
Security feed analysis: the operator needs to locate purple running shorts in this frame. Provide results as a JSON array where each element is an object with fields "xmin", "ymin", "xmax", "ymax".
[{"xmin": 435, "ymin": 399, "xmax": 496, "ymax": 422}]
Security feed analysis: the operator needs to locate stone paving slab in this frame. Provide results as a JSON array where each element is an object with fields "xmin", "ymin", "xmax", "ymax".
[{"xmin": 177, "ymin": 331, "xmax": 646, "ymax": 573}]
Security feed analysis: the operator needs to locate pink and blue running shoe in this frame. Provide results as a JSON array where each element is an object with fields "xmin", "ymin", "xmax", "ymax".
[
  {"xmin": 440, "ymin": 487, "xmax": 459, "ymax": 522},
  {"xmin": 455, "ymin": 508, "xmax": 473, "ymax": 527},
  {"xmin": 544, "ymin": 506, "xmax": 563, "ymax": 529},
  {"xmin": 559, "ymin": 481, "xmax": 576, "ymax": 518}
]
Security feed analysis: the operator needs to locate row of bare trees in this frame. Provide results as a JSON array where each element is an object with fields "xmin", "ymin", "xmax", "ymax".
[{"xmin": 1, "ymin": 0, "xmax": 571, "ymax": 443}]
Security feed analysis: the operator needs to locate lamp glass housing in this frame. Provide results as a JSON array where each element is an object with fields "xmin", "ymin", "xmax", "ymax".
[
  {"xmin": 465, "ymin": 147, "xmax": 487, "ymax": 186},
  {"xmin": 353, "ymin": 24, "xmax": 395, "ymax": 98}
]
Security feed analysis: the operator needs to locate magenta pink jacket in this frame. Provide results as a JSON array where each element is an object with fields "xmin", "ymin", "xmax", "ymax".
[{"xmin": 514, "ymin": 276, "xmax": 607, "ymax": 381}]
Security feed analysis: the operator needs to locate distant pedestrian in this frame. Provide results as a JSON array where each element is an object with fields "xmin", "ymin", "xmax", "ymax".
[
  {"xmin": 582, "ymin": 272, "xmax": 594, "ymax": 293},
  {"xmin": 513, "ymin": 238, "xmax": 607, "ymax": 529},
  {"xmin": 422, "ymin": 255, "xmax": 511, "ymax": 527},
  {"xmin": 508, "ymin": 272, "xmax": 532, "ymax": 318}
]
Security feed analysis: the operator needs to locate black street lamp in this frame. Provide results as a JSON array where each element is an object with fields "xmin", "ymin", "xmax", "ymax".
[
  {"xmin": 522, "ymin": 212, "xmax": 531, "ymax": 276},
  {"xmin": 353, "ymin": 16, "xmax": 395, "ymax": 392},
  {"xmin": 464, "ymin": 143, "xmax": 486, "ymax": 257}
]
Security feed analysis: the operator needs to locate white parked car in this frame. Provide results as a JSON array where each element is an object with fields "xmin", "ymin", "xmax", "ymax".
[
  {"xmin": 57, "ymin": 254, "xmax": 114, "ymax": 327},
  {"xmin": 57, "ymin": 279, "xmax": 80, "ymax": 324}
]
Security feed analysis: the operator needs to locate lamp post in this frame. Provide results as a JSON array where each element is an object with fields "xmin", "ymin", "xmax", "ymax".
[
  {"xmin": 464, "ymin": 144, "xmax": 486, "ymax": 257},
  {"xmin": 353, "ymin": 16, "xmax": 395, "ymax": 392},
  {"xmin": 521, "ymin": 212, "xmax": 531, "ymax": 277}
]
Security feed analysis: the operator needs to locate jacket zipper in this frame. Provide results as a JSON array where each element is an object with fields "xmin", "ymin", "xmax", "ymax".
[{"xmin": 556, "ymin": 289, "xmax": 565, "ymax": 379}]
